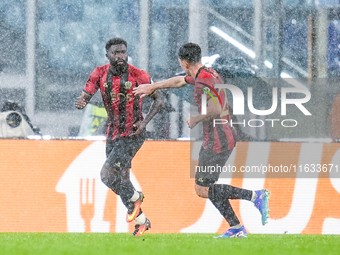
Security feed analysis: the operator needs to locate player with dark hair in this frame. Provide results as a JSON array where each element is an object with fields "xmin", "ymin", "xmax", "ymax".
[
  {"xmin": 76, "ymin": 37, "xmax": 164, "ymax": 236},
  {"xmin": 133, "ymin": 42, "xmax": 269, "ymax": 238}
]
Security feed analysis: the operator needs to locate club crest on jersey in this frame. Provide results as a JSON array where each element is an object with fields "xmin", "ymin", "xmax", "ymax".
[
  {"xmin": 103, "ymin": 83, "xmax": 108, "ymax": 88},
  {"xmin": 125, "ymin": 81, "xmax": 133, "ymax": 90}
]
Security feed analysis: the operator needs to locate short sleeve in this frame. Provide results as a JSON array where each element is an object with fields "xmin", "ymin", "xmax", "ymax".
[
  {"xmin": 136, "ymin": 69, "xmax": 151, "ymax": 85},
  {"xmin": 83, "ymin": 67, "xmax": 101, "ymax": 95},
  {"xmin": 185, "ymin": 75, "xmax": 195, "ymax": 85}
]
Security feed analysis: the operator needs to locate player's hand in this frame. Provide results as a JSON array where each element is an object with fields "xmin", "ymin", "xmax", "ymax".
[
  {"xmin": 75, "ymin": 92, "xmax": 92, "ymax": 109},
  {"xmin": 75, "ymin": 96, "xmax": 87, "ymax": 109},
  {"xmin": 133, "ymin": 84, "xmax": 155, "ymax": 98},
  {"xmin": 130, "ymin": 120, "xmax": 147, "ymax": 136},
  {"xmin": 187, "ymin": 116, "xmax": 199, "ymax": 129}
]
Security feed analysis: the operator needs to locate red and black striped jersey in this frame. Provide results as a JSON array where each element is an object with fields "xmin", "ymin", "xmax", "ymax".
[
  {"xmin": 185, "ymin": 66, "xmax": 236, "ymax": 153},
  {"xmin": 83, "ymin": 64, "xmax": 151, "ymax": 140}
]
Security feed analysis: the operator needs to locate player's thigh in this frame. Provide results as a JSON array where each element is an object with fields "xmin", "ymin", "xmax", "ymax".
[
  {"xmin": 195, "ymin": 147, "xmax": 234, "ymax": 187},
  {"xmin": 124, "ymin": 133, "xmax": 145, "ymax": 160},
  {"xmin": 106, "ymin": 134, "xmax": 145, "ymax": 169}
]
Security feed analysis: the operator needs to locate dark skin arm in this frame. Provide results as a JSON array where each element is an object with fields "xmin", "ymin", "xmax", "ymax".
[{"xmin": 130, "ymin": 90, "xmax": 164, "ymax": 136}]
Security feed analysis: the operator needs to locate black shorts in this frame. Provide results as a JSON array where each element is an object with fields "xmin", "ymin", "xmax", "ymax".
[
  {"xmin": 195, "ymin": 146, "xmax": 234, "ymax": 187},
  {"xmin": 106, "ymin": 133, "xmax": 145, "ymax": 170}
]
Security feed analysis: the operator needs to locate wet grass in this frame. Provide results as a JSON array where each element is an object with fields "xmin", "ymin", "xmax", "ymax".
[{"xmin": 0, "ymin": 233, "xmax": 339, "ymax": 255}]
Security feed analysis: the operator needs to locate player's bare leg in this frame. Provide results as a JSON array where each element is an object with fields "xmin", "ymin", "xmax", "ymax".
[{"xmin": 195, "ymin": 184, "xmax": 209, "ymax": 198}]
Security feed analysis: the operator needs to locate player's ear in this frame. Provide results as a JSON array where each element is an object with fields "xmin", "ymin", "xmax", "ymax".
[{"xmin": 178, "ymin": 58, "xmax": 188, "ymax": 68}]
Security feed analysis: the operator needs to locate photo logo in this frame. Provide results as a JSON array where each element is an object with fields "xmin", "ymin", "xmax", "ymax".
[{"xmin": 200, "ymin": 84, "xmax": 312, "ymax": 128}]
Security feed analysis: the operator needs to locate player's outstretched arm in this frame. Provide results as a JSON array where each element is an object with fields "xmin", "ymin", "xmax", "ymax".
[
  {"xmin": 75, "ymin": 91, "xmax": 92, "ymax": 109},
  {"xmin": 133, "ymin": 76, "xmax": 186, "ymax": 98},
  {"xmin": 187, "ymin": 97, "xmax": 221, "ymax": 129},
  {"xmin": 130, "ymin": 90, "xmax": 164, "ymax": 136}
]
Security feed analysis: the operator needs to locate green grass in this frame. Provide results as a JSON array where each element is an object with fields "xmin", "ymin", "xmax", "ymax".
[{"xmin": 0, "ymin": 233, "xmax": 339, "ymax": 255}]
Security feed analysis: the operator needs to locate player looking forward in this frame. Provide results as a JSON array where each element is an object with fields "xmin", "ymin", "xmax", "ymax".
[
  {"xmin": 133, "ymin": 43, "xmax": 269, "ymax": 238},
  {"xmin": 76, "ymin": 37, "xmax": 164, "ymax": 236}
]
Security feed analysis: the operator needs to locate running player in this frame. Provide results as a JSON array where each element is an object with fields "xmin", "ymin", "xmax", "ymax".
[
  {"xmin": 76, "ymin": 37, "xmax": 164, "ymax": 236},
  {"xmin": 133, "ymin": 43, "xmax": 269, "ymax": 238}
]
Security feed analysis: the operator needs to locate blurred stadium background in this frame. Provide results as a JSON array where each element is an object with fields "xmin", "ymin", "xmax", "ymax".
[
  {"xmin": 2, "ymin": 0, "xmax": 340, "ymax": 140},
  {"xmin": 2, "ymin": 1, "xmax": 340, "ymax": 242}
]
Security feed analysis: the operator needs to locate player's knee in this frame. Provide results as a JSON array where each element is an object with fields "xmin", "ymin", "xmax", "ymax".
[
  {"xmin": 100, "ymin": 162, "xmax": 119, "ymax": 188},
  {"xmin": 195, "ymin": 184, "xmax": 209, "ymax": 198},
  {"xmin": 100, "ymin": 162, "xmax": 109, "ymax": 185}
]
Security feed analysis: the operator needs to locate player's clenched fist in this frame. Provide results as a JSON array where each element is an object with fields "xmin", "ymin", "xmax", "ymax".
[{"xmin": 75, "ymin": 92, "xmax": 92, "ymax": 109}]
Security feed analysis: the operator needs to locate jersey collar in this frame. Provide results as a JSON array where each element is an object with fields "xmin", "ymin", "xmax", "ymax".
[{"xmin": 195, "ymin": 66, "xmax": 205, "ymax": 80}]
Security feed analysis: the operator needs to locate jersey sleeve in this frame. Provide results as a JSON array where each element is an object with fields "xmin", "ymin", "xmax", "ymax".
[
  {"xmin": 137, "ymin": 69, "xmax": 151, "ymax": 85},
  {"xmin": 196, "ymin": 76, "xmax": 219, "ymax": 102},
  {"xmin": 184, "ymin": 75, "xmax": 195, "ymax": 85},
  {"xmin": 83, "ymin": 67, "xmax": 101, "ymax": 95}
]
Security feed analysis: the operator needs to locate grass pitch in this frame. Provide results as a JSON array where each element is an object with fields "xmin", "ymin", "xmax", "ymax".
[{"xmin": 0, "ymin": 233, "xmax": 339, "ymax": 255}]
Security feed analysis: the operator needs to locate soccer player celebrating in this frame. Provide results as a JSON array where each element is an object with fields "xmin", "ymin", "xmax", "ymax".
[
  {"xmin": 133, "ymin": 43, "xmax": 269, "ymax": 238},
  {"xmin": 76, "ymin": 37, "xmax": 164, "ymax": 236}
]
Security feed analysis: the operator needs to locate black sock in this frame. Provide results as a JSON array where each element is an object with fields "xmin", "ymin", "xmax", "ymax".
[
  {"xmin": 211, "ymin": 196, "xmax": 240, "ymax": 226},
  {"xmin": 210, "ymin": 184, "xmax": 252, "ymax": 201},
  {"xmin": 208, "ymin": 184, "xmax": 252, "ymax": 227},
  {"xmin": 117, "ymin": 180, "xmax": 135, "ymax": 210}
]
